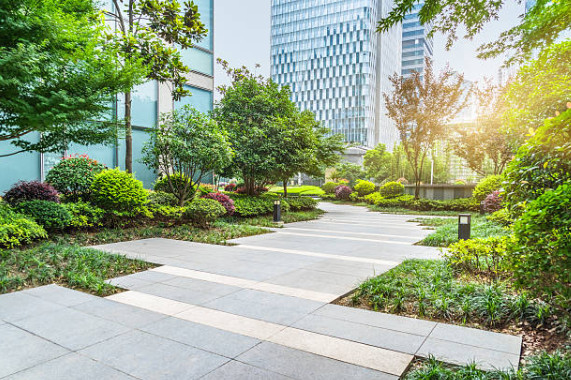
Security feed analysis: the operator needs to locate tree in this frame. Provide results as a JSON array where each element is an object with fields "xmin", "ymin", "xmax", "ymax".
[
  {"xmin": 214, "ymin": 61, "xmax": 297, "ymax": 195},
  {"xmin": 363, "ymin": 144, "xmax": 392, "ymax": 182},
  {"xmin": 376, "ymin": 0, "xmax": 571, "ymax": 64},
  {"xmin": 269, "ymin": 110, "xmax": 344, "ymax": 197},
  {"xmin": 107, "ymin": 0, "xmax": 207, "ymax": 173},
  {"xmin": 334, "ymin": 162, "xmax": 366, "ymax": 188},
  {"xmin": 384, "ymin": 59, "xmax": 465, "ymax": 198},
  {"xmin": 503, "ymin": 40, "xmax": 571, "ymax": 148},
  {"xmin": 451, "ymin": 81, "xmax": 513, "ymax": 176},
  {"xmin": 142, "ymin": 106, "xmax": 233, "ymax": 206},
  {"xmin": 0, "ymin": 0, "xmax": 139, "ymax": 157}
]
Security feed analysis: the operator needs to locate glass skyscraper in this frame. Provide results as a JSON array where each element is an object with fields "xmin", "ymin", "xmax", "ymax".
[
  {"xmin": 271, "ymin": 0, "xmax": 401, "ymax": 149},
  {"xmin": 401, "ymin": 2, "xmax": 433, "ymax": 78}
]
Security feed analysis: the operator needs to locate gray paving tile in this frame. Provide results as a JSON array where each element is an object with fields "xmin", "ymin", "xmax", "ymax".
[
  {"xmin": 106, "ymin": 276, "xmax": 153, "ymax": 290},
  {"xmin": 22, "ymin": 285, "xmax": 95, "ymax": 307},
  {"xmin": 141, "ymin": 316, "xmax": 260, "ymax": 358},
  {"xmin": 429, "ymin": 323, "xmax": 522, "ymax": 354},
  {"xmin": 417, "ymin": 337, "xmax": 520, "ymax": 371},
  {"xmin": 200, "ymin": 360, "xmax": 292, "ymax": 380},
  {"xmin": 161, "ymin": 276, "xmax": 242, "ymax": 296},
  {"xmin": 5, "ymin": 353, "xmax": 136, "ymax": 380},
  {"xmin": 293, "ymin": 314, "xmax": 425, "ymax": 354},
  {"xmin": 0, "ymin": 292, "xmax": 63, "ymax": 322},
  {"xmin": 237, "ymin": 342, "xmax": 397, "ymax": 380},
  {"xmin": 120, "ymin": 270, "xmax": 178, "ymax": 283},
  {"xmin": 136, "ymin": 282, "xmax": 225, "ymax": 305},
  {"xmin": 314, "ymin": 304, "xmax": 436, "ymax": 336},
  {"xmin": 0, "ymin": 324, "xmax": 69, "ymax": 378},
  {"xmin": 11, "ymin": 307, "xmax": 130, "ymax": 351},
  {"xmin": 72, "ymin": 297, "xmax": 167, "ymax": 328},
  {"xmin": 80, "ymin": 330, "xmax": 230, "ymax": 380}
]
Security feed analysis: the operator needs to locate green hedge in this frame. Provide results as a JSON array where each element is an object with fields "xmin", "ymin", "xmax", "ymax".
[{"xmin": 0, "ymin": 204, "xmax": 47, "ymax": 248}]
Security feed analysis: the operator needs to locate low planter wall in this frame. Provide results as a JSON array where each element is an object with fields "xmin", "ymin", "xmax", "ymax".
[{"xmin": 403, "ymin": 184, "xmax": 475, "ymax": 200}]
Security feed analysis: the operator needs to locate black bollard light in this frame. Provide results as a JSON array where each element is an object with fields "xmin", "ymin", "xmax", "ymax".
[
  {"xmin": 458, "ymin": 214, "xmax": 471, "ymax": 241},
  {"xmin": 273, "ymin": 199, "xmax": 281, "ymax": 223}
]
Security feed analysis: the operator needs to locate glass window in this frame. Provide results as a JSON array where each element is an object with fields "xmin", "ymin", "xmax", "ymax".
[
  {"xmin": 194, "ymin": 0, "xmax": 213, "ymax": 50},
  {"xmin": 180, "ymin": 48, "xmax": 214, "ymax": 76},
  {"xmin": 175, "ymin": 85, "xmax": 213, "ymax": 113},
  {"xmin": 117, "ymin": 81, "xmax": 158, "ymax": 128}
]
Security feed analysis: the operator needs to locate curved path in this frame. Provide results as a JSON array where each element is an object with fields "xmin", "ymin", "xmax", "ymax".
[{"xmin": 0, "ymin": 203, "xmax": 521, "ymax": 379}]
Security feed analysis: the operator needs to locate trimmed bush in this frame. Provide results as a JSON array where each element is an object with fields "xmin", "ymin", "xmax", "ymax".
[
  {"xmin": 445, "ymin": 236, "xmax": 515, "ymax": 276},
  {"xmin": 487, "ymin": 208, "xmax": 511, "ymax": 226},
  {"xmin": 363, "ymin": 192, "xmax": 383, "ymax": 205},
  {"xmin": 46, "ymin": 155, "xmax": 106, "ymax": 200},
  {"xmin": 473, "ymin": 175, "xmax": 503, "ymax": 202},
  {"xmin": 321, "ymin": 182, "xmax": 338, "ymax": 194},
  {"xmin": 16, "ymin": 200, "xmax": 72, "ymax": 230},
  {"xmin": 147, "ymin": 191, "xmax": 178, "ymax": 207},
  {"xmin": 149, "ymin": 205, "xmax": 186, "ymax": 221},
  {"xmin": 183, "ymin": 198, "xmax": 226, "ymax": 228},
  {"xmin": 511, "ymin": 182, "xmax": 571, "ymax": 311},
  {"xmin": 4, "ymin": 181, "xmax": 59, "ymax": 206},
  {"xmin": 224, "ymin": 183, "xmax": 237, "ymax": 192},
  {"xmin": 0, "ymin": 204, "xmax": 47, "ymax": 248},
  {"xmin": 349, "ymin": 191, "xmax": 360, "ymax": 202},
  {"xmin": 235, "ymin": 185, "xmax": 268, "ymax": 195},
  {"xmin": 335, "ymin": 185, "xmax": 352, "ymax": 200},
  {"xmin": 483, "ymin": 191, "xmax": 502, "ymax": 213},
  {"xmin": 202, "ymin": 192, "xmax": 235, "ymax": 215},
  {"xmin": 379, "ymin": 181, "xmax": 405, "ymax": 198},
  {"xmin": 90, "ymin": 169, "xmax": 148, "ymax": 212},
  {"xmin": 62, "ymin": 202, "xmax": 105, "ymax": 228},
  {"xmin": 228, "ymin": 194, "xmax": 291, "ymax": 217},
  {"xmin": 286, "ymin": 197, "xmax": 317, "ymax": 211},
  {"xmin": 354, "ymin": 180, "xmax": 375, "ymax": 197}
]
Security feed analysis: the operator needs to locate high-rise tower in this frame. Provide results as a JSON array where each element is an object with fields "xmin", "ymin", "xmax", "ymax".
[{"xmin": 401, "ymin": 1, "xmax": 433, "ymax": 78}]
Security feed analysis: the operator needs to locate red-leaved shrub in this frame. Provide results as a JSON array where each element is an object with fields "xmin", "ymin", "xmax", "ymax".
[
  {"xmin": 335, "ymin": 185, "xmax": 352, "ymax": 200},
  {"xmin": 235, "ymin": 186, "xmax": 269, "ymax": 195},
  {"xmin": 483, "ymin": 191, "xmax": 503, "ymax": 213},
  {"xmin": 4, "ymin": 181, "xmax": 60, "ymax": 205},
  {"xmin": 201, "ymin": 192, "xmax": 235, "ymax": 215},
  {"xmin": 224, "ymin": 183, "xmax": 237, "ymax": 192}
]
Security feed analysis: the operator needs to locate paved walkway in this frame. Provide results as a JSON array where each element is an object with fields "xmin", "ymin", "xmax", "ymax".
[{"xmin": 0, "ymin": 203, "xmax": 522, "ymax": 379}]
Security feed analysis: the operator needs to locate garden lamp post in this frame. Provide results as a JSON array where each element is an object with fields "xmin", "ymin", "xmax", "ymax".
[
  {"xmin": 458, "ymin": 214, "xmax": 471, "ymax": 241},
  {"xmin": 273, "ymin": 199, "xmax": 281, "ymax": 223}
]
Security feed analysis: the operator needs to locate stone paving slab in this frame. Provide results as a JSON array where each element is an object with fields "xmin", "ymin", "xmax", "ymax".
[{"xmin": 200, "ymin": 360, "xmax": 293, "ymax": 380}]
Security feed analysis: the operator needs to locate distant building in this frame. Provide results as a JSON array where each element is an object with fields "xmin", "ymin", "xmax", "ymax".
[
  {"xmin": 401, "ymin": 1, "xmax": 433, "ymax": 78},
  {"xmin": 270, "ymin": 0, "xmax": 402, "ymax": 149}
]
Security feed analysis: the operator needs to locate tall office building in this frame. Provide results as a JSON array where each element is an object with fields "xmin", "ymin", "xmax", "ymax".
[
  {"xmin": 271, "ymin": 0, "xmax": 402, "ymax": 149},
  {"xmin": 0, "ymin": 0, "xmax": 214, "ymax": 191},
  {"xmin": 401, "ymin": 2, "xmax": 433, "ymax": 78}
]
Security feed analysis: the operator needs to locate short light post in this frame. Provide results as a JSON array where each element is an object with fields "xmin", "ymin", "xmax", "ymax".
[
  {"xmin": 273, "ymin": 199, "xmax": 282, "ymax": 223},
  {"xmin": 458, "ymin": 214, "xmax": 471, "ymax": 241}
]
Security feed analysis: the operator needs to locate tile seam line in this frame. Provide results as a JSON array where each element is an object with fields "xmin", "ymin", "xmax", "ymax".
[
  {"xmin": 417, "ymin": 333, "xmax": 523, "ymax": 356},
  {"xmin": 281, "ymin": 226, "xmax": 421, "ymax": 239}
]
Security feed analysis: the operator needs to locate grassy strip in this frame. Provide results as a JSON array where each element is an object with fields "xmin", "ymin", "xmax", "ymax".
[
  {"xmin": 322, "ymin": 199, "xmax": 469, "ymax": 216},
  {"xmin": 0, "ymin": 243, "xmax": 154, "ymax": 295},
  {"xmin": 268, "ymin": 185, "xmax": 325, "ymax": 196},
  {"xmin": 223, "ymin": 208, "xmax": 325, "ymax": 227},
  {"xmin": 405, "ymin": 352, "xmax": 571, "ymax": 379},
  {"xmin": 352, "ymin": 259, "xmax": 551, "ymax": 329},
  {"xmin": 415, "ymin": 215, "xmax": 510, "ymax": 247}
]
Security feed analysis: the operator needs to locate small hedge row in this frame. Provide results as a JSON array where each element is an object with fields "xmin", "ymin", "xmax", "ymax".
[{"xmin": 360, "ymin": 193, "xmax": 479, "ymax": 212}]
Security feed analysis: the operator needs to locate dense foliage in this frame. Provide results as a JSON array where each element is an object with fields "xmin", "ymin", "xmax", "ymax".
[
  {"xmin": 379, "ymin": 181, "xmax": 405, "ymax": 198},
  {"xmin": 354, "ymin": 180, "xmax": 376, "ymax": 197},
  {"xmin": 483, "ymin": 191, "xmax": 503, "ymax": 213},
  {"xmin": 62, "ymin": 201, "xmax": 105, "ymax": 229},
  {"xmin": 229, "ymin": 194, "xmax": 290, "ymax": 217},
  {"xmin": 284, "ymin": 197, "xmax": 317, "ymax": 211},
  {"xmin": 419, "ymin": 215, "xmax": 509, "ymax": 247},
  {"xmin": 445, "ymin": 236, "xmax": 515, "ymax": 277},
  {"xmin": 3, "ymin": 181, "xmax": 60, "ymax": 206},
  {"xmin": 473, "ymin": 175, "xmax": 503, "ymax": 202},
  {"xmin": 90, "ymin": 169, "xmax": 148, "ymax": 213},
  {"xmin": 335, "ymin": 185, "xmax": 352, "ymax": 200},
  {"xmin": 0, "ymin": 204, "xmax": 47, "ymax": 248},
  {"xmin": 321, "ymin": 182, "xmax": 339, "ymax": 194},
  {"xmin": 147, "ymin": 191, "xmax": 178, "ymax": 207},
  {"xmin": 16, "ymin": 200, "xmax": 72, "ymax": 230},
  {"xmin": 511, "ymin": 182, "xmax": 571, "ymax": 312},
  {"xmin": 184, "ymin": 198, "xmax": 227, "ymax": 228},
  {"xmin": 46, "ymin": 155, "xmax": 107, "ymax": 200},
  {"xmin": 202, "ymin": 192, "xmax": 235, "ymax": 216}
]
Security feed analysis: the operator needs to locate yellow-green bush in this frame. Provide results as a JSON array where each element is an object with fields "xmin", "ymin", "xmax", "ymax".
[{"xmin": 354, "ymin": 180, "xmax": 375, "ymax": 197}]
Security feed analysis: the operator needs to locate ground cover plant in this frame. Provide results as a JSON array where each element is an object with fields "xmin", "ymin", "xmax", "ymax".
[{"xmin": 268, "ymin": 185, "xmax": 325, "ymax": 196}]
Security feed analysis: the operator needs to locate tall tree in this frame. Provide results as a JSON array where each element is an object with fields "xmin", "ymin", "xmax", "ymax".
[
  {"xmin": 0, "ymin": 0, "xmax": 139, "ymax": 157},
  {"xmin": 384, "ymin": 59, "xmax": 465, "ymax": 198},
  {"xmin": 363, "ymin": 144, "xmax": 393, "ymax": 182},
  {"xmin": 214, "ymin": 61, "xmax": 298, "ymax": 195},
  {"xmin": 451, "ymin": 80, "xmax": 514, "ymax": 176},
  {"xmin": 377, "ymin": 0, "xmax": 571, "ymax": 64},
  {"xmin": 107, "ymin": 0, "xmax": 207, "ymax": 172}
]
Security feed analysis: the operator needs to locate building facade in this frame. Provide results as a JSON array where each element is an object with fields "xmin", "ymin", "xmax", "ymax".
[
  {"xmin": 270, "ymin": 0, "xmax": 401, "ymax": 149},
  {"xmin": 0, "ymin": 0, "xmax": 214, "ymax": 192},
  {"xmin": 401, "ymin": 1, "xmax": 433, "ymax": 78}
]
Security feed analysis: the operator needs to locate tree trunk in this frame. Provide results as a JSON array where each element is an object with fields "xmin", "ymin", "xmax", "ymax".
[
  {"xmin": 283, "ymin": 179, "xmax": 288, "ymax": 198},
  {"xmin": 415, "ymin": 179, "xmax": 421, "ymax": 199},
  {"xmin": 125, "ymin": 90, "xmax": 133, "ymax": 173}
]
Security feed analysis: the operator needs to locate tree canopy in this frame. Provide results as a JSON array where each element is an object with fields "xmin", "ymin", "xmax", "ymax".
[
  {"xmin": 363, "ymin": 144, "xmax": 392, "ymax": 182},
  {"xmin": 0, "ymin": 0, "xmax": 139, "ymax": 157}
]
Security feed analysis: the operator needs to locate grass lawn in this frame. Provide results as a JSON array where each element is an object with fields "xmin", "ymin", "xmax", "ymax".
[
  {"xmin": 414, "ymin": 215, "xmax": 510, "ymax": 247},
  {"xmin": 268, "ymin": 185, "xmax": 325, "ymax": 196}
]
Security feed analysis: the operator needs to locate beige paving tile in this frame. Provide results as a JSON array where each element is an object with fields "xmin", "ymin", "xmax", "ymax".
[
  {"xmin": 268, "ymin": 327, "xmax": 413, "ymax": 376},
  {"xmin": 276, "ymin": 231, "xmax": 412, "ymax": 245},
  {"xmin": 106, "ymin": 291, "xmax": 194, "ymax": 316},
  {"xmin": 284, "ymin": 226, "xmax": 416, "ymax": 239},
  {"xmin": 250, "ymin": 282, "xmax": 338, "ymax": 303}
]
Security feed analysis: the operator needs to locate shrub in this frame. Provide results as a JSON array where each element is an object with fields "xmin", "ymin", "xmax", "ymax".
[
  {"xmin": 183, "ymin": 198, "xmax": 226, "ymax": 228},
  {"xmin": 62, "ymin": 202, "xmax": 105, "ymax": 228},
  {"xmin": 147, "ymin": 191, "xmax": 178, "ymax": 207},
  {"xmin": 153, "ymin": 173, "xmax": 196, "ymax": 206},
  {"xmin": 511, "ymin": 182, "xmax": 571, "ymax": 311},
  {"xmin": 349, "ymin": 192, "xmax": 360, "ymax": 202},
  {"xmin": 379, "ymin": 181, "xmax": 405, "ymax": 198},
  {"xmin": 286, "ymin": 197, "xmax": 317, "ymax": 211},
  {"xmin": 487, "ymin": 208, "xmax": 512, "ymax": 226},
  {"xmin": 16, "ymin": 200, "xmax": 72, "ymax": 230},
  {"xmin": 473, "ymin": 175, "xmax": 503, "ymax": 202},
  {"xmin": 224, "ymin": 183, "xmax": 237, "ymax": 192},
  {"xmin": 353, "ymin": 180, "xmax": 375, "ymax": 197},
  {"xmin": 235, "ymin": 185, "xmax": 268, "ymax": 195},
  {"xmin": 483, "ymin": 191, "xmax": 503, "ymax": 213},
  {"xmin": 363, "ymin": 192, "xmax": 383, "ymax": 205},
  {"xmin": 202, "ymin": 192, "xmax": 235, "ymax": 215},
  {"xmin": 4, "ymin": 181, "xmax": 59, "ymax": 206},
  {"xmin": 45, "ymin": 155, "xmax": 106, "ymax": 200},
  {"xmin": 229, "ymin": 194, "xmax": 291, "ymax": 217},
  {"xmin": 149, "ymin": 205, "xmax": 186, "ymax": 221},
  {"xmin": 321, "ymin": 182, "xmax": 338, "ymax": 194},
  {"xmin": 445, "ymin": 236, "xmax": 515, "ymax": 276},
  {"xmin": 0, "ymin": 204, "xmax": 47, "ymax": 248},
  {"xmin": 320, "ymin": 193, "xmax": 336, "ymax": 200},
  {"xmin": 198, "ymin": 184, "xmax": 216, "ymax": 196},
  {"xmin": 90, "ymin": 169, "xmax": 148, "ymax": 212},
  {"xmin": 335, "ymin": 185, "xmax": 352, "ymax": 200}
]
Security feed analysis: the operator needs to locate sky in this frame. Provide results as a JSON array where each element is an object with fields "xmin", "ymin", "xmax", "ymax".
[{"xmin": 213, "ymin": 0, "xmax": 525, "ymax": 99}]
